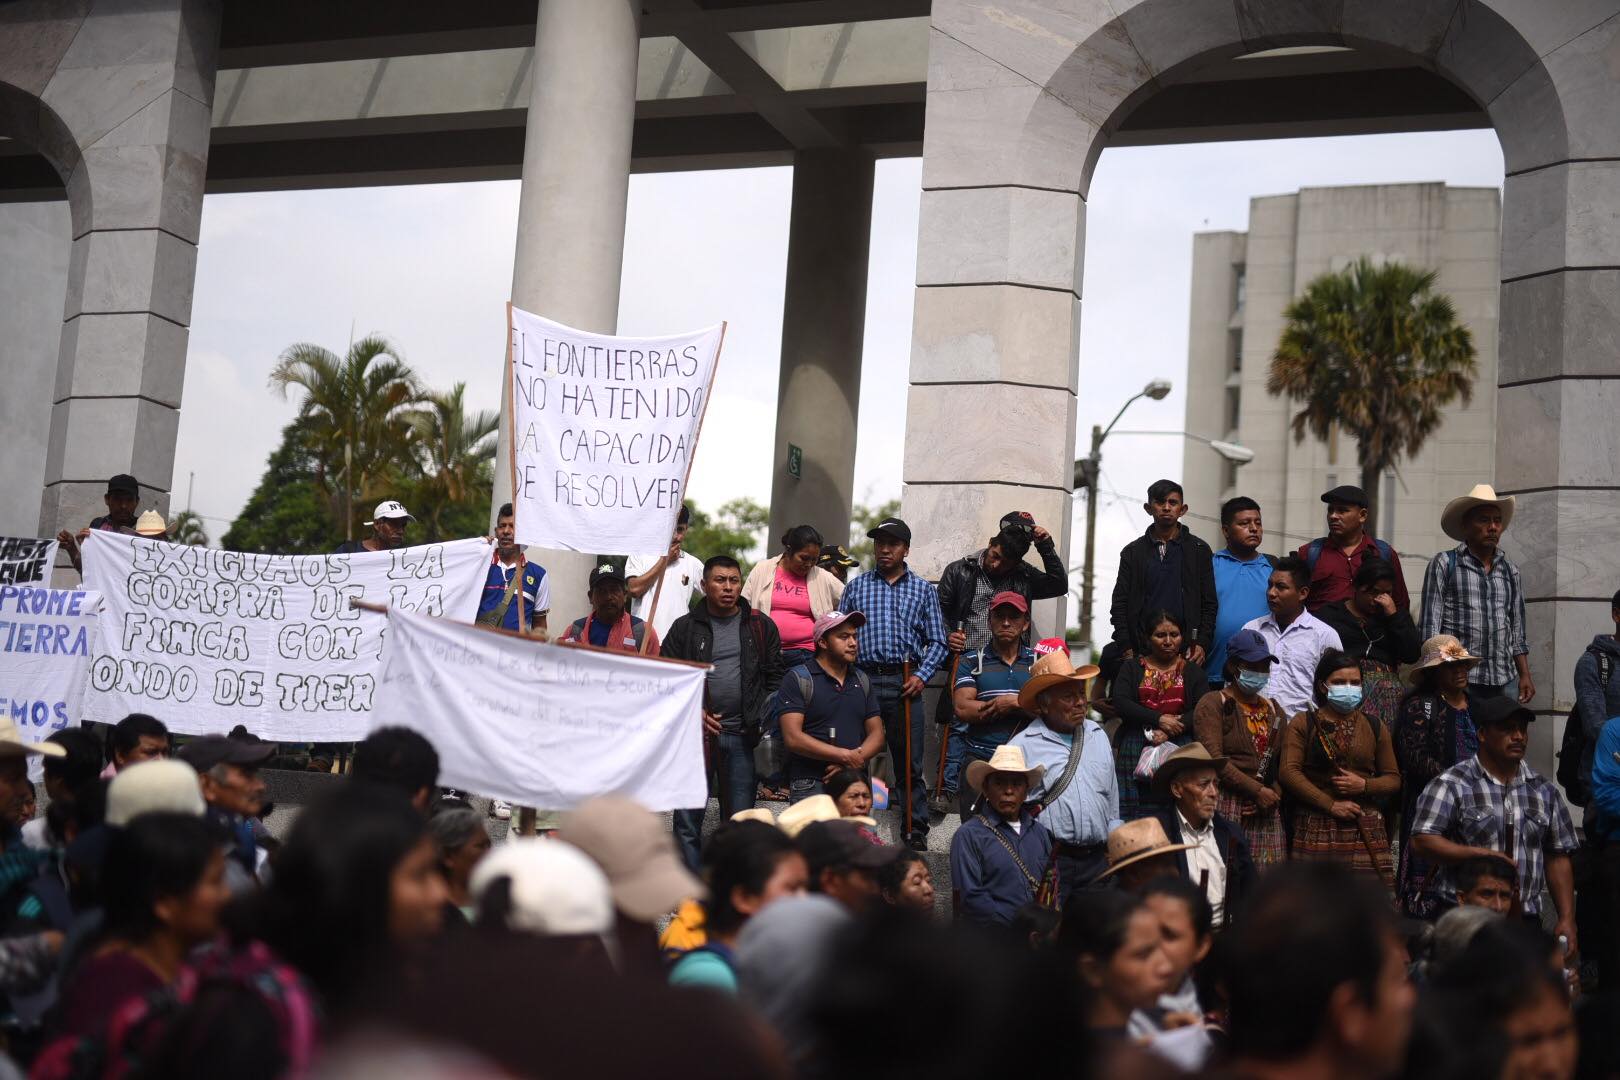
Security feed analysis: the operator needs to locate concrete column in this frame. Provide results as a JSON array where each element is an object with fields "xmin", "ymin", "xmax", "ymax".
[
  {"xmin": 767, "ymin": 149, "xmax": 874, "ymax": 552},
  {"xmin": 0, "ymin": 200, "xmax": 71, "ymax": 538},
  {"xmin": 19, "ymin": 0, "xmax": 220, "ymax": 543},
  {"xmin": 493, "ymin": 0, "xmax": 641, "ymax": 624}
]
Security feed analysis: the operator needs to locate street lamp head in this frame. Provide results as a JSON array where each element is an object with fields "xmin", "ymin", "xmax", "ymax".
[
  {"xmin": 1143, "ymin": 379, "xmax": 1172, "ymax": 400},
  {"xmin": 1210, "ymin": 439, "xmax": 1255, "ymax": 464}
]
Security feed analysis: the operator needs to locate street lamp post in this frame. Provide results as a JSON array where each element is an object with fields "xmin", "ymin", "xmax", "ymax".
[{"xmin": 1075, "ymin": 379, "xmax": 1172, "ymax": 649}]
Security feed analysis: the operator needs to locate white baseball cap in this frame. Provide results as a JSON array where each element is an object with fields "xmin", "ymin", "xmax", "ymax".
[
  {"xmin": 365, "ymin": 500, "xmax": 414, "ymax": 525},
  {"xmin": 470, "ymin": 839, "xmax": 614, "ymax": 937},
  {"xmin": 106, "ymin": 760, "xmax": 206, "ymax": 827}
]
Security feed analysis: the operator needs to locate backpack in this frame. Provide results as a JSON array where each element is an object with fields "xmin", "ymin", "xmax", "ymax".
[
  {"xmin": 1558, "ymin": 645, "xmax": 1614, "ymax": 804},
  {"xmin": 780, "ymin": 662, "xmax": 871, "ymax": 717},
  {"xmin": 1303, "ymin": 537, "xmax": 1395, "ymax": 577}
]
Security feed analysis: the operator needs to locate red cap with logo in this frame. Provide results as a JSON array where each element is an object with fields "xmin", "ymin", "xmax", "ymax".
[{"xmin": 989, "ymin": 591, "xmax": 1028, "ymax": 614}]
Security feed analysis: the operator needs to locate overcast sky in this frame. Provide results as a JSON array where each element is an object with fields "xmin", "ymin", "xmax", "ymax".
[{"xmin": 176, "ymin": 127, "xmax": 1504, "ymax": 626}]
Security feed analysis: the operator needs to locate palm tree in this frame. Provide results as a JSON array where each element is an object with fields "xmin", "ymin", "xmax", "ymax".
[
  {"xmin": 268, "ymin": 335, "xmax": 423, "ymax": 539},
  {"xmin": 169, "ymin": 510, "xmax": 209, "ymax": 547},
  {"xmin": 407, "ymin": 383, "xmax": 499, "ymax": 539},
  {"xmin": 1267, "ymin": 258, "xmax": 1477, "ymax": 525}
]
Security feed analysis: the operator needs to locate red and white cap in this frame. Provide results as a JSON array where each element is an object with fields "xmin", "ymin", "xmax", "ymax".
[{"xmin": 1032, "ymin": 637, "xmax": 1069, "ymax": 658}]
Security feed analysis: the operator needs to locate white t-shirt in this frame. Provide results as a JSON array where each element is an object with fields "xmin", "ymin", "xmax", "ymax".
[{"xmin": 625, "ymin": 550, "xmax": 705, "ymax": 641}]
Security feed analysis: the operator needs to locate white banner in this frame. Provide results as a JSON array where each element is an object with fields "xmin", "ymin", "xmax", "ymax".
[
  {"xmin": 508, "ymin": 304, "xmax": 722, "ymax": 555},
  {"xmin": 373, "ymin": 607, "xmax": 708, "ymax": 811},
  {"xmin": 80, "ymin": 532, "xmax": 490, "ymax": 740},
  {"xmin": 0, "ymin": 537, "xmax": 59, "ymax": 585},
  {"xmin": 0, "ymin": 585, "xmax": 101, "ymax": 738}
]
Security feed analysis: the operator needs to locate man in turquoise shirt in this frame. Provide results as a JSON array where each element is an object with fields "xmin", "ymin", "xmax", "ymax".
[{"xmin": 1208, "ymin": 496, "xmax": 1275, "ymax": 687}]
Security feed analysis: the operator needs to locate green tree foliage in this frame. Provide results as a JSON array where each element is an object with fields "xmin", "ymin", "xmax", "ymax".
[
  {"xmin": 223, "ymin": 421, "xmax": 344, "ymax": 554},
  {"xmin": 168, "ymin": 510, "xmax": 209, "ymax": 547},
  {"xmin": 1268, "ymin": 258, "xmax": 1476, "ymax": 524},
  {"xmin": 684, "ymin": 497, "xmax": 770, "ymax": 571},
  {"xmin": 268, "ymin": 335, "xmax": 423, "ymax": 540},
  {"xmin": 402, "ymin": 383, "xmax": 499, "ymax": 542}
]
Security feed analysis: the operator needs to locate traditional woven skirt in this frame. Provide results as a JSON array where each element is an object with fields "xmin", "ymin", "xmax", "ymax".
[
  {"xmin": 1291, "ymin": 807, "xmax": 1394, "ymax": 885},
  {"xmin": 1217, "ymin": 788, "xmax": 1286, "ymax": 866},
  {"xmin": 1113, "ymin": 725, "xmax": 1184, "ymax": 820}
]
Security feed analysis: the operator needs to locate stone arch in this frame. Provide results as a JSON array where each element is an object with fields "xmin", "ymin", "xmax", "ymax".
[{"xmin": 907, "ymin": 0, "xmax": 1620, "ymax": 744}]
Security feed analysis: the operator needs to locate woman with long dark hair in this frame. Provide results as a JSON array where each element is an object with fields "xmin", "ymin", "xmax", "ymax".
[
  {"xmin": 1279, "ymin": 650, "xmax": 1401, "ymax": 882},
  {"xmin": 1315, "ymin": 557, "xmax": 1421, "ymax": 733},
  {"xmin": 1111, "ymin": 610, "xmax": 1208, "ymax": 818},
  {"xmin": 1058, "ymin": 888, "xmax": 1174, "ymax": 1040}
]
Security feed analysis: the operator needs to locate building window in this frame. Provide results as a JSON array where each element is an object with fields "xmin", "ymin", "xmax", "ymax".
[
  {"xmin": 1234, "ymin": 266, "xmax": 1246, "ymax": 312},
  {"xmin": 1381, "ymin": 471, "xmax": 1397, "ymax": 539},
  {"xmin": 1225, "ymin": 388, "xmax": 1241, "ymax": 431},
  {"xmin": 1228, "ymin": 329, "xmax": 1243, "ymax": 373}
]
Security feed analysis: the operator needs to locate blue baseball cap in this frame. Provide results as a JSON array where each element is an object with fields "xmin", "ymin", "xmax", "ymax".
[{"xmin": 1226, "ymin": 628, "xmax": 1278, "ymax": 664}]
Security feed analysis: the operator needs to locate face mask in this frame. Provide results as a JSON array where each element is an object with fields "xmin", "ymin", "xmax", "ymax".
[
  {"xmin": 1325, "ymin": 685, "xmax": 1364, "ymax": 712},
  {"xmin": 1234, "ymin": 670, "xmax": 1270, "ymax": 696}
]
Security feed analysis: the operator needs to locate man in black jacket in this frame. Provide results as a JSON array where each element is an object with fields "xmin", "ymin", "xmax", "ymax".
[
  {"xmin": 1150, "ymin": 742, "xmax": 1254, "ymax": 929},
  {"xmin": 665, "ymin": 554, "xmax": 783, "ymax": 871},
  {"xmin": 1110, "ymin": 479, "xmax": 1217, "ymax": 664},
  {"xmin": 933, "ymin": 511, "xmax": 1069, "ymax": 810}
]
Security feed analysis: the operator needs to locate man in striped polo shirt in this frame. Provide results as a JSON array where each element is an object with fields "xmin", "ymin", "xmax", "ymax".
[{"xmin": 950, "ymin": 592, "xmax": 1036, "ymax": 817}]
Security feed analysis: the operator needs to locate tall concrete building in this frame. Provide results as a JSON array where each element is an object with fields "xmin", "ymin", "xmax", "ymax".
[{"xmin": 1182, "ymin": 183, "xmax": 1501, "ymax": 601}]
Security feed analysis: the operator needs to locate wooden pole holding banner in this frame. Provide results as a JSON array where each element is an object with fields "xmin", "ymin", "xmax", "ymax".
[
  {"xmin": 503, "ymin": 302, "xmax": 527, "ymax": 639},
  {"xmin": 639, "ymin": 320, "xmax": 727, "ymax": 655}
]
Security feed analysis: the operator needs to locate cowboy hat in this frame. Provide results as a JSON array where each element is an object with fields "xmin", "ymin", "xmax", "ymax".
[
  {"xmin": 730, "ymin": 807, "xmax": 777, "ymax": 826},
  {"xmin": 0, "ymin": 715, "xmax": 66, "ymax": 759},
  {"xmin": 1096, "ymin": 817, "xmax": 1196, "ymax": 882},
  {"xmin": 1405, "ymin": 634, "xmax": 1483, "ymax": 686},
  {"xmin": 1016, "ymin": 649, "xmax": 1101, "ymax": 711},
  {"xmin": 777, "ymin": 794, "xmax": 842, "ymax": 837},
  {"xmin": 1151, "ymin": 742, "xmax": 1228, "ymax": 796},
  {"xmin": 134, "ymin": 511, "xmax": 169, "ymax": 538},
  {"xmin": 964, "ymin": 744, "xmax": 1046, "ymax": 795},
  {"xmin": 1440, "ymin": 484, "xmax": 1515, "ymax": 543}
]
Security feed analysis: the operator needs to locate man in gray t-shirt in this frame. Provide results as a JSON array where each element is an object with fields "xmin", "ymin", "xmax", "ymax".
[{"xmin": 661, "ymin": 555, "xmax": 784, "ymax": 870}]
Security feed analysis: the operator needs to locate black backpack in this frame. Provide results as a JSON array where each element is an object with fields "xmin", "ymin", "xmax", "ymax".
[{"xmin": 1558, "ymin": 645, "xmax": 1614, "ymax": 805}]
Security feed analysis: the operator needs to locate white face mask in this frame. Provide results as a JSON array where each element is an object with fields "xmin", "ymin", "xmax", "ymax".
[{"xmin": 1325, "ymin": 685, "xmax": 1364, "ymax": 712}]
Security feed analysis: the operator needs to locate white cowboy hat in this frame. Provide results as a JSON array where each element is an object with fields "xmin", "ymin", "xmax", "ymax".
[
  {"xmin": 0, "ymin": 715, "xmax": 66, "ymax": 759},
  {"xmin": 964, "ymin": 743, "xmax": 1046, "ymax": 795},
  {"xmin": 1440, "ymin": 484, "xmax": 1515, "ymax": 543},
  {"xmin": 134, "ymin": 510, "xmax": 169, "ymax": 538}
]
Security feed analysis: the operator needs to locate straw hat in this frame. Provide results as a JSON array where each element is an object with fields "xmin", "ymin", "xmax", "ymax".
[
  {"xmin": 777, "ymin": 794, "xmax": 842, "ymax": 837},
  {"xmin": 1096, "ymin": 818, "xmax": 1196, "ymax": 881},
  {"xmin": 1405, "ymin": 634, "xmax": 1482, "ymax": 686},
  {"xmin": 1016, "ymin": 650, "xmax": 1101, "ymax": 711},
  {"xmin": 1151, "ymin": 741, "xmax": 1228, "ymax": 796},
  {"xmin": 730, "ymin": 808, "xmax": 776, "ymax": 826},
  {"xmin": 964, "ymin": 744, "xmax": 1046, "ymax": 795},
  {"xmin": 557, "ymin": 795, "xmax": 704, "ymax": 920},
  {"xmin": 1440, "ymin": 484, "xmax": 1515, "ymax": 542},
  {"xmin": 134, "ymin": 511, "xmax": 169, "ymax": 538},
  {"xmin": 0, "ymin": 715, "xmax": 66, "ymax": 759}
]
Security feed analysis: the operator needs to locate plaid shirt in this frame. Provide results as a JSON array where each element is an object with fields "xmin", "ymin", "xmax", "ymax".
[
  {"xmin": 1409, "ymin": 755, "xmax": 1577, "ymax": 915},
  {"xmin": 1419, "ymin": 544, "xmax": 1527, "ymax": 688},
  {"xmin": 839, "ymin": 566, "xmax": 949, "ymax": 682}
]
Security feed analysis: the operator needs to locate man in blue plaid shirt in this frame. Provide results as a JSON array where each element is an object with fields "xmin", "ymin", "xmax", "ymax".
[
  {"xmin": 1409, "ymin": 695, "xmax": 1578, "ymax": 953},
  {"xmin": 839, "ymin": 516, "xmax": 947, "ymax": 850}
]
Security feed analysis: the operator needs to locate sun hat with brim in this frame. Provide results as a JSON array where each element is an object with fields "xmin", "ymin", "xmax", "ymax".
[
  {"xmin": 777, "ymin": 794, "xmax": 842, "ymax": 837},
  {"xmin": 1440, "ymin": 484, "xmax": 1516, "ymax": 543},
  {"xmin": 730, "ymin": 807, "xmax": 777, "ymax": 826},
  {"xmin": 106, "ymin": 759, "xmax": 206, "ymax": 826},
  {"xmin": 470, "ymin": 839, "xmax": 615, "ymax": 937},
  {"xmin": 558, "ymin": 795, "xmax": 704, "ymax": 921},
  {"xmin": 1405, "ymin": 634, "xmax": 1483, "ymax": 686},
  {"xmin": 0, "ymin": 716, "xmax": 66, "ymax": 759},
  {"xmin": 134, "ymin": 511, "xmax": 169, "ymax": 538},
  {"xmin": 964, "ymin": 743, "xmax": 1045, "ymax": 795},
  {"xmin": 1151, "ymin": 742, "xmax": 1228, "ymax": 796},
  {"xmin": 1016, "ymin": 649, "xmax": 1101, "ymax": 711},
  {"xmin": 1096, "ymin": 817, "xmax": 1196, "ymax": 882}
]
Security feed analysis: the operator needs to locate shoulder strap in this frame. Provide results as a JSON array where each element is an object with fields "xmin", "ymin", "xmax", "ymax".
[
  {"xmin": 1305, "ymin": 538, "xmax": 1324, "ymax": 575},
  {"xmin": 632, "ymin": 621, "xmax": 646, "ymax": 649},
  {"xmin": 976, "ymin": 815, "xmax": 1042, "ymax": 892},
  {"xmin": 1598, "ymin": 649, "xmax": 1614, "ymax": 686},
  {"xmin": 1040, "ymin": 725, "xmax": 1087, "ymax": 805},
  {"xmin": 1446, "ymin": 548, "xmax": 1459, "ymax": 576},
  {"xmin": 794, "ymin": 665, "xmax": 814, "ymax": 709},
  {"xmin": 477, "ymin": 565, "xmax": 524, "ymax": 626},
  {"xmin": 1373, "ymin": 538, "xmax": 1394, "ymax": 564},
  {"xmin": 854, "ymin": 668, "xmax": 871, "ymax": 695},
  {"xmin": 1263, "ymin": 553, "xmax": 1279, "ymax": 569},
  {"xmin": 568, "ymin": 616, "xmax": 588, "ymax": 637}
]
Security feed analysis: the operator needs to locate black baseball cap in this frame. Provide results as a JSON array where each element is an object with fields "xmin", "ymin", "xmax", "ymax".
[
  {"xmin": 1321, "ymin": 485, "xmax": 1369, "ymax": 508},
  {"xmin": 866, "ymin": 517, "xmax": 912, "ymax": 544},
  {"xmin": 1472, "ymin": 694, "xmax": 1535, "ymax": 730},
  {"xmin": 106, "ymin": 474, "xmax": 139, "ymax": 497},
  {"xmin": 178, "ymin": 734, "xmax": 274, "ymax": 773},
  {"xmin": 588, "ymin": 562, "xmax": 627, "ymax": 590},
  {"xmin": 817, "ymin": 544, "xmax": 859, "ymax": 569},
  {"xmin": 999, "ymin": 510, "xmax": 1036, "ymax": 533},
  {"xmin": 798, "ymin": 820, "xmax": 902, "ymax": 876}
]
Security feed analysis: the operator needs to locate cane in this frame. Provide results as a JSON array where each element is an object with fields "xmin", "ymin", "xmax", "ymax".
[
  {"xmin": 1354, "ymin": 814, "xmax": 1393, "ymax": 890},
  {"xmin": 934, "ymin": 643, "xmax": 962, "ymax": 793},
  {"xmin": 903, "ymin": 660, "xmax": 914, "ymax": 839}
]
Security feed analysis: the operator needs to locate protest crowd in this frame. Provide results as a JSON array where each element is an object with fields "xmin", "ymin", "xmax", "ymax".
[{"xmin": 0, "ymin": 467, "xmax": 1614, "ymax": 1080}]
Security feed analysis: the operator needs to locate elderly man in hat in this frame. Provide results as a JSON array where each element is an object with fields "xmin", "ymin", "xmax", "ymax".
[
  {"xmin": 948, "ymin": 744, "xmax": 1052, "ymax": 926},
  {"xmin": 838, "ymin": 517, "xmax": 948, "ymax": 851},
  {"xmin": 1410, "ymin": 695, "xmax": 1577, "ymax": 952},
  {"xmin": 1419, "ymin": 484, "xmax": 1532, "ymax": 703},
  {"xmin": 335, "ymin": 499, "xmax": 415, "ymax": 554},
  {"xmin": 1009, "ymin": 649, "xmax": 1112, "ymax": 899},
  {"xmin": 1096, "ymin": 818, "xmax": 1196, "ymax": 891},
  {"xmin": 1150, "ymin": 743, "xmax": 1256, "ymax": 927},
  {"xmin": 179, "ymin": 732, "xmax": 275, "ymax": 892},
  {"xmin": 1297, "ymin": 485, "xmax": 1408, "ymax": 613}
]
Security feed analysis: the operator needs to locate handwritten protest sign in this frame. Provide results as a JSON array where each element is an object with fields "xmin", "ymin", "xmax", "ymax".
[
  {"xmin": 80, "ymin": 532, "xmax": 489, "ymax": 740},
  {"xmin": 507, "ymin": 304, "xmax": 723, "ymax": 555},
  {"xmin": 0, "ymin": 586, "xmax": 102, "ymax": 779},
  {"xmin": 374, "ymin": 607, "xmax": 708, "ymax": 811},
  {"xmin": 0, "ymin": 537, "xmax": 58, "ymax": 585}
]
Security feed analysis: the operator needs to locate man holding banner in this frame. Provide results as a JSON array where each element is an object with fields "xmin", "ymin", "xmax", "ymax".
[{"xmin": 478, "ymin": 503, "xmax": 549, "ymax": 636}]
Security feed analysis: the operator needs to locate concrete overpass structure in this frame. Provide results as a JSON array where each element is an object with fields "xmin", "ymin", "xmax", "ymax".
[{"xmin": 1, "ymin": 0, "xmax": 1615, "ymax": 770}]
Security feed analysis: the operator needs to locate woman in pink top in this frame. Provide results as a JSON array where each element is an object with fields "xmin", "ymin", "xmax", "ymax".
[{"xmin": 742, "ymin": 525, "xmax": 847, "ymax": 799}]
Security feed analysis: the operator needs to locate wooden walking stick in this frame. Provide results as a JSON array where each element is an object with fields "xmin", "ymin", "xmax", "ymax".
[
  {"xmin": 903, "ymin": 660, "xmax": 915, "ymax": 839},
  {"xmin": 935, "ymin": 637, "xmax": 963, "ymax": 792}
]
